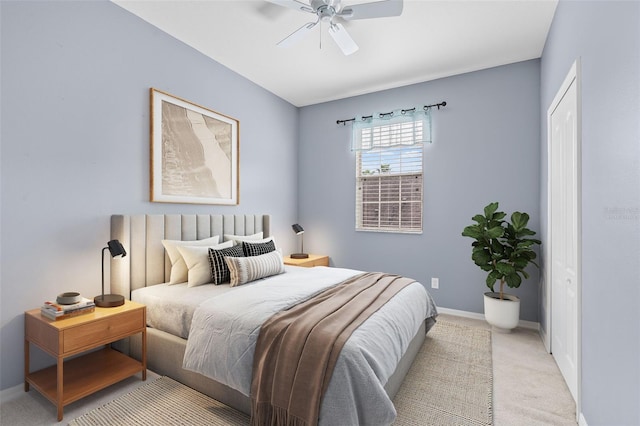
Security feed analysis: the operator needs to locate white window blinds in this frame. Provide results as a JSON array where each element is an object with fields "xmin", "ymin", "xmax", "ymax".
[
  {"xmin": 352, "ymin": 110, "xmax": 431, "ymax": 150},
  {"xmin": 354, "ymin": 109, "xmax": 430, "ymax": 234}
]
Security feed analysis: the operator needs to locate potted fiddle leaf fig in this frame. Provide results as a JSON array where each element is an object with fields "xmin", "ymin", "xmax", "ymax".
[{"xmin": 461, "ymin": 202, "xmax": 541, "ymax": 330}]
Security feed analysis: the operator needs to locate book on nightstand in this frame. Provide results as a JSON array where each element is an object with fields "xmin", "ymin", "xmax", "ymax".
[{"xmin": 41, "ymin": 297, "xmax": 96, "ymax": 320}]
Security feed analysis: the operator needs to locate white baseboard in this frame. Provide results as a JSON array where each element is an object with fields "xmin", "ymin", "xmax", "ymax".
[
  {"xmin": 0, "ymin": 383, "xmax": 24, "ymax": 403},
  {"xmin": 437, "ymin": 307, "xmax": 486, "ymax": 321},
  {"xmin": 437, "ymin": 306, "xmax": 540, "ymax": 330}
]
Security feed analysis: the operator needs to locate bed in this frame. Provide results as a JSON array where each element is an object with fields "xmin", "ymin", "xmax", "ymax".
[{"xmin": 110, "ymin": 214, "xmax": 438, "ymax": 425}]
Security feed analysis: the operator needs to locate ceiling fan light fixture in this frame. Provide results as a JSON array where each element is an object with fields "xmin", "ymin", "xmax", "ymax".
[{"xmin": 268, "ymin": 0, "xmax": 403, "ymax": 55}]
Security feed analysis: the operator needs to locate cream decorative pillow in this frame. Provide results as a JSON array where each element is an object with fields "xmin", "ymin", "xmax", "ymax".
[
  {"xmin": 177, "ymin": 241, "xmax": 234, "ymax": 287},
  {"xmin": 225, "ymin": 250, "xmax": 285, "ymax": 287},
  {"xmin": 162, "ymin": 236, "xmax": 220, "ymax": 284},
  {"xmin": 223, "ymin": 232, "xmax": 264, "ymax": 244}
]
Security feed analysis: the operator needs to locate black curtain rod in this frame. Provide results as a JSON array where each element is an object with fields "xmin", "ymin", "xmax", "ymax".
[{"xmin": 336, "ymin": 101, "xmax": 447, "ymax": 125}]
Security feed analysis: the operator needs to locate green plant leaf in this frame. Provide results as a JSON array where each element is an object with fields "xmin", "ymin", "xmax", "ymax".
[
  {"xmin": 486, "ymin": 226, "xmax": 504, "ymax": 239},
  {"xmin": 517, "ymin": 228, "xmax": 537, "ymax": 237},
  {"xmin": 493, "ymin": 212, "xmax": 507, "ymax": 221},
  {"xmin": 462, "ymin": 225, "xmax": 483, "ymax": 239},
  {"xmin": 472, "ymin": 248, "xmax": 491, "ymax": 266},
  {"xmin": 505, "ymin": 273, "xmax": 522, "ymax": 288},
  {"xmin": 472, "ymin": 214, "xmax": 486, "ymax": 224},
  {"xmin": 496, "ymin": 262, "xmax": 515, "ymax": 275},
  {"xmin": 512, "ymin": 257, "xmax": 529, "ymax": 269},
  {"xmin": 517, "ymin": 239, "xmax": 537, "ymax": 248},
  {"xmin": 511, "ymin": 212, "xmax": 530, "ymax": 231},
  {"xmin": 484, "ymin": 202, "xmax": 499, "ymax": 219},
  {"xmin": 491, "ymin": 239, "xmax": 504, "ymax": 253}
]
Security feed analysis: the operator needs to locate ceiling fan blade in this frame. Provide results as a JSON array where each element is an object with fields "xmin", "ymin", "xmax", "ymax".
[
  {"xmin": 265, "ymin": 0, "xmax": 315, "ymax": 13},
  {"xmin": 328, "ymin": 23, "xmax": 359, "ymax": 56},
  {"xmin": 277, "ymin": 21, "xmax": 318, "ymax": 47},
  {"xmin": 339, "ymin": 0, "xmax": 403, "ymax": 20}
]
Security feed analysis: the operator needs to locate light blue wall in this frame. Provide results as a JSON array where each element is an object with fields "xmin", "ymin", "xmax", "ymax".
[
  {"xmin": 7, "ymin": 4, "xmax": 637, "ymax": 422},
  {"xmin": 540, "ymin": 1, "xmax": 640, "ymax": 424},
  {"xmin": 298, "ymin": 60, "xmax": 542, "ymax": 321},
  {"xmin": 0, "ymin": 1, "xmax": 299, "ymax": 390}
]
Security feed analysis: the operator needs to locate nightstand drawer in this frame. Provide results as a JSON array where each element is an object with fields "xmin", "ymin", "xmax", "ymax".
[{"xmin": 63, "ymin": 309, "xmax": 143, "ymax": 353}]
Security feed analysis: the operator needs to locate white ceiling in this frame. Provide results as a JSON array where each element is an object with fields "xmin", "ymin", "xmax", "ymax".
[{"xmin": 113, "ymin": 0, "xmax": 558, "ymax": 107}]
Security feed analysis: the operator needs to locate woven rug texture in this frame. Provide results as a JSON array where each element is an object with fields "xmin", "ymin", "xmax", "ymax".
[
  {"xmin": 392, "ymin": 320, "xmax": 493, "ymax": 425},
  {"xmin": 68, "ymin": 320, "xmax": 492, "ymax": 426}
]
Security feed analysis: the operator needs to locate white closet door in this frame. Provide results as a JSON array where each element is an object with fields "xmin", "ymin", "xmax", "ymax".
[{"xmin": 549, "ymin": 64, "xmax": 580, "ymax": 403}]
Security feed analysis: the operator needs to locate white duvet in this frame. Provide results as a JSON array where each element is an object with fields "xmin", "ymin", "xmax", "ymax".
[{"xmin": 183, "ymin": 266, "xmax": 437, "ymax": 426}]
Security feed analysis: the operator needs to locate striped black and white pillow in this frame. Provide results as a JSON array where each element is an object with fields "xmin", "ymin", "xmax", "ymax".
[
  {"xmin": 208, "ymin": 245, "xmax": 244, "ymax": 285},
  {"xmin": 242, "ymin": 240, "xmax": 276, "ymax": 257},
  {"xmin": 225, "ymin": 250, "xmax": 284, "ymax": 287}
]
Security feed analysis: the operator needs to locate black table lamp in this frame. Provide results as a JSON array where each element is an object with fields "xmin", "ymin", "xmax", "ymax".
[
  {"xmin": 95, "ymin": 239, "xmax": 127, "ymax": 307},
  {"xmin": 291, "ymin": 224, "xmax": 309, "ymax": 259}
]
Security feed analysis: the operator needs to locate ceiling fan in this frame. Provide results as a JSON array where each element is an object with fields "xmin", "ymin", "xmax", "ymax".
[{"xmin": 266, "ymin": 0, "xmax": 404, "ymax": 56}]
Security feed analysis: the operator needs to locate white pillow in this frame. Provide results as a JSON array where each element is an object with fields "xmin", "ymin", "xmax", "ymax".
[
  {"xmin": 162, "ymin": 236, "xmax": 220, "ymax": 284},
  {"xmin": 249, "ymin": 236, "xmax": 276, "ymax": 245},
  {"xmin": 225, "ymin": 250, "xmax": 285, "ymax": 287},
  {"xmin": 177, "ymin": 241, "xmax": 234, "ymax": 287},
  {"xmin": 223, "ymin": 232, "xmax": 263, "ymax": 244}
]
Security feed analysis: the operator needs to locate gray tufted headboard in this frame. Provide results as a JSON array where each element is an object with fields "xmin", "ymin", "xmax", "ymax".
[{"xmin": 110, "ymin": 214, "xmax": 271, "ymax": 298}]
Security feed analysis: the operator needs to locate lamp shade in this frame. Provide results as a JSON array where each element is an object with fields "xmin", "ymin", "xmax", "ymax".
[
  {"xmin": 107, "ymin": 240, "xmax": 127, "ymax": 258},
  {"xmin": 292, "ymin": 224, "xmax": 304, "ymax": 235}
]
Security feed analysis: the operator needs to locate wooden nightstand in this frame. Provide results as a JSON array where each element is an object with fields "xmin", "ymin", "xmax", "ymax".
[
  {"xmin": 283, "ymin": 254, "xmax": 329, "ymax": 267},
  {"xmin": 24, "ymin": 300, "xmax": 146, "ymax": 421}
]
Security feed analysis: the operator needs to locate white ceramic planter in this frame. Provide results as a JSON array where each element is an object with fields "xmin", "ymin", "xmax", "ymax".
[{"xmin": 484, "ymin": 292, "xmax": 520, "ymax": 331}]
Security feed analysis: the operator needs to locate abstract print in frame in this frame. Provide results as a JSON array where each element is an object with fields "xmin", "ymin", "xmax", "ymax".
[{"xmin": 150, "ymin": 88, "xmax": 239, "ymax": 205}]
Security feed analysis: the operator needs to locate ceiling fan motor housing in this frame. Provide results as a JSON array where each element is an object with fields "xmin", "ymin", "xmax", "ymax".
[
  {"xmin": 312, "ymin": 0, "xmax": 340, "ymax": 22},
  {"xmin": 312, "ymin": 0, "xmax": 341, "ymax": 10}
]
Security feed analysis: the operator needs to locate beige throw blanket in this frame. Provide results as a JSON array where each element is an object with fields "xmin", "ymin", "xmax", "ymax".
[{"xmin": 250, "ymin": 272, "xmax": 415, "ymax": 426}]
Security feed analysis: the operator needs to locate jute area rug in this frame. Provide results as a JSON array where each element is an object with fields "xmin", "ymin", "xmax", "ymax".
[
  {"xmin": 68, "ymin": 320, "xmax": 492, "ymax": 426},
  {"xmin": 393, "ymin": 320, "xmax": 493, "ymax": 425}
]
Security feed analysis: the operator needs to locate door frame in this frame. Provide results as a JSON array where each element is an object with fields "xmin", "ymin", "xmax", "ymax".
[{"xmin": 544, "ymin": 59, "xmax": 582, "ymax": 421}]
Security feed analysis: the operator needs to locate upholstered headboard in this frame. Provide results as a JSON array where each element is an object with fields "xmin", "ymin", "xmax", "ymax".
[{"xmin": 110, "ymin": 214, "xmax": 271, "ymax": 298}]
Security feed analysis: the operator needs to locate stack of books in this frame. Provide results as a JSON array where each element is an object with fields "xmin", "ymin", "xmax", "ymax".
[{"xmin": 41, "ymin": 297, "xmax": 96, "ymax": 320}]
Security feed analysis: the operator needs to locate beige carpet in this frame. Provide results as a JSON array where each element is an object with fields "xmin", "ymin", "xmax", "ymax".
[{"xmin": 68, "ymin": 320, "xmax": 492, "ymax": 426}]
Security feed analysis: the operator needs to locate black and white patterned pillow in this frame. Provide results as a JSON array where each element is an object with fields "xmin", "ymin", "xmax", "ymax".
[
  {"xmin": 208, "ymin": 245, "xmax": 244, "ymax": 285},
  {"xmin": 242, "ymin": 240, "xmax": 276, "ymax": 257}
]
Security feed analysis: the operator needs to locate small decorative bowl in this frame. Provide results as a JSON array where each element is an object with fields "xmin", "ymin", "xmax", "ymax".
[{"xmin": 56, "ymin": 292, "xmax": 81, "ymax": 305}]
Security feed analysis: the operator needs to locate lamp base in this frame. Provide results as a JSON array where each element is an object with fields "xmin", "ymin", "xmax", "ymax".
[
  {"xmin": 94, "ymin": 294, "xmax": 125, "ymax": 307},
  {"xmin": 290, "ymin": 253, "xmax": 309, "ymax": 259}
]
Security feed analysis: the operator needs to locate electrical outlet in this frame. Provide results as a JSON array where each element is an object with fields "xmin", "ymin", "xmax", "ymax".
[{"xmin": 431, "ymin": 277, "xmax": 439, "ymax": 289}]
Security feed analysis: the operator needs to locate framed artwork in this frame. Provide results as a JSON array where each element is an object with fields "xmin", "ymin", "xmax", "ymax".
[{"xmin": 150, "ymin": 88, "xmax": 239, "ymax": 205}]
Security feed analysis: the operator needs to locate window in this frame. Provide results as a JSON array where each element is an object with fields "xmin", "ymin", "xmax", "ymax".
[{"xmin": 354, "ymin": 116, "xmax": 427, "ymax": 233}]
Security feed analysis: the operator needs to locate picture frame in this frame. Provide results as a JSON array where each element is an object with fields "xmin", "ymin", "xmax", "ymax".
[{"xmin": 150, "ymin": 88, "xmax": 239, "ymax": 205}]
